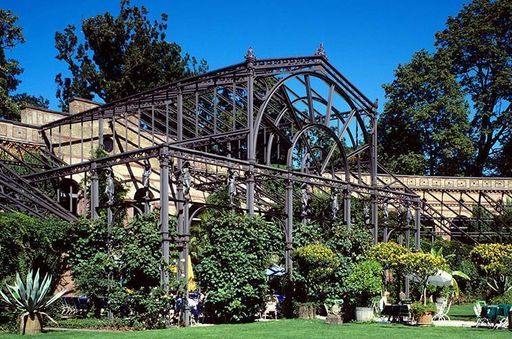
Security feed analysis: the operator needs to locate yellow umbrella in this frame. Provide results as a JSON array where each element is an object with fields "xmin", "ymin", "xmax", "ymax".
[
  {"xmin": 187, "ymin": 254, "xmax": 196, "ymax": 292},
  {"xmin": 168, "ymin": 256, "xmax": 196, "ymax": 292}
]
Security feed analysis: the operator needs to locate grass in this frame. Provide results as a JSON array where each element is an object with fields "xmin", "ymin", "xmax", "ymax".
[
  {"xmin": 0, "ymin": 319, "xmax": 510, "ymax": 339},
  {"xmin": 448, "ymin": 304, "xmax": 476, "ymax": 321}
]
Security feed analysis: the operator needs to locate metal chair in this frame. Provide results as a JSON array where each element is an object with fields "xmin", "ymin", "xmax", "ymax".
[
  {"xmin": 433, "ymin": 299, "xmax": 450, "ymax": 321},
  {"xmin": 474, "ymin": 302, "xmax": 491, "ymax": 328},
  {"xmin": 493, "ymin": 304, "xmax": 510, "ymax": 329},
  {"xmin": 261, "ymin": 296, "xmax": 278, "ymax": 320}
]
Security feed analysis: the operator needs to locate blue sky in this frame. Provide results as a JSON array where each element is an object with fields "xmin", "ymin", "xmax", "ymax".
[{"xmin": 4, "ymin": 0, "xmax": 468, "ymax": 111}]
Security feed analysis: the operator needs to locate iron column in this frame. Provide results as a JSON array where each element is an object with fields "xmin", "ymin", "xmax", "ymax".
[
  {"xmin": 370, "ymin": 101, "xmax": 379, "ymax": 243},
  {"xmin": 246, "ymin": 48, "xmax": 256, "ymax": 215},
  {"xmin": 90, "ymin": 162, "xmax": 99, "ymax": 220},
  {"xmin": 159, "ymin": 146, "xmax": 170, "ymax": 293},
  {"xmin": 285, "ymin": 172, "xmax": 293, "ymax": 276}
]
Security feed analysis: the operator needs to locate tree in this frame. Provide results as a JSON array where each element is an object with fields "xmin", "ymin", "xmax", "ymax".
[
  {"xmin": 0, "ymin": 9, "xmax": 24, "ymax": 120},
  {"xmin": 68, "ymin": 213, "xmax": 176, "ymax": 322},
  {"xmin": 55, "ymin": 0, "xmax": 208, "ymax": 110},
  {"xmin": 196, "ymin": 212, "xmax": 281, "ymax": 323},
  {"xmin": 470, "ymin": 243, "xmax": 512, "ymax": 296},
  {"xmin": 0, "ymin": 212, "xmax": 72, "ymax": 288},
  {"xmin": 12, "ymin": 93, "xmax": 49, "ymax": 109},
  {"xmin": 379, "ymin": 50, "xmax": 474, "ymax": 176},
  {"xmin": 435, "ymin": 0, "xmax": 512, "ymax": 175},
  {"xmin": 494, "ymin": 134, "xmax": 512, "ymax": 176}
]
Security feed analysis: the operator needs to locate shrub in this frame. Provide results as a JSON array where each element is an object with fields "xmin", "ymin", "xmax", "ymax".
[
  {"xmin": 370, "ymin": 241, "xmax": 409, "ymax": 270},
  {"xmin": 294, "ymin": 244, "xmax": 340, "ymax": 303},
  {"xmin": 470, "ymin": 243, "xmax": 512, "ymax": 295},
  {"xmin": 68, "ymin": 212, "xmax": 177, "ymax": 323},
  {"xmin": 490, "ymin": 289, "xmax": 512, "ymax": 304},
  {"xmin": 0, "ymin": 212, "xmax": 72, "ymax": 285},
  {"xmin": 326, "ymin": 223, "xmax": 373, "ymax": 261},
  {"xmin": 345, "ymin": 260, "xmax": 383, "ymax": 307},
  {"xmin": 0, "ymin": 269, "xmax": 67, "ymax": 334},
  {"xmin": 124, "ymin": 287, "xmax": 174, "ymax": 329},
  {"xmin": 401, "ymin": 251, "xmax": 447, "ymax": 302},
  {"xmin": 410, "ymin": 301, "xmax": 436, "ymax": 317},
  {"xmin": 0, "ymin": 212, "xmax": 71, "ymax": 330},
  {"xmin": 196, "ymin": 212, "xmax": 281, "ymax": 323}
]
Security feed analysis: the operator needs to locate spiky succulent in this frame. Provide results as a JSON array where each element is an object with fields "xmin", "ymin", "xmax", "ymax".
[{"xmin": 0, "ymin": 269, "xmax": 67, "ymax": 316}]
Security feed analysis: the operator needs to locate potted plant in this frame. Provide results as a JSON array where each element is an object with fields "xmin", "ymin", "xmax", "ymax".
[
  {"xmin": 0, "ymin": 269, "xmax": 67, "ymax": 335},
  {"xmin": 345, "ymin": 260, "xmax": 383, "ymax": 322},
  {"xmin": 410, "ymin": 301, "xmax": 436, "ymax": 326},
  {"xmin": 294, "ymin": 244, "xmax": 340, "ymax": 319}
]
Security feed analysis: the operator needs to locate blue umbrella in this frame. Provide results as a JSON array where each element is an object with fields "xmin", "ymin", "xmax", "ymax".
[{"xmin": 266, "ymin": 264, "xmax": 286, "ymax": 277}]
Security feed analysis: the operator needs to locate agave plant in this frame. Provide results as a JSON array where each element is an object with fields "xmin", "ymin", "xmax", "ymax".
[{"xmin": 0, "ymin": 269, "xmax": 67, "ymax": 334}]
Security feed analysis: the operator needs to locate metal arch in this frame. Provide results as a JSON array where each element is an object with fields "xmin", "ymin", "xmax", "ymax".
[
  {"xmin": 286, "ymin": 123, "xmax": 350, "ymax": 180},
  {"xmin": 252, "ymin": 70, "xmax": 368, "ymax": 153},
  {"xmin": 264, "ymin": 95, "xmax": 360, "ymax": 165}
]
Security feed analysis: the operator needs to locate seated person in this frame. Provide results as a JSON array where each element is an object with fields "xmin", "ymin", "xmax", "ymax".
[
  {"xmin": 398, "ymin": 291, "xmax": 407, "ymax": 304},
  {"xmin": 379, "ymin": 291, "xmax": 391, "ymax": 312}
]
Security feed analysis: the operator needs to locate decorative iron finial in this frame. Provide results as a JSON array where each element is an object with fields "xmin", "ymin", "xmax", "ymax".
[
  {"xmin": 245, "ymin": 47, "xmax": 256, "ymax": 62},
  {"xmin": 315, "ymin": 43, "xmax": 327, "ymax": 58}
]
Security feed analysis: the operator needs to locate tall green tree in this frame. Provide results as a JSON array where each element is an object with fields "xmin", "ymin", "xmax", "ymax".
[
  {"xmin": 0, "ymin": 9, "xmax": 24, "ymax": 120},
  {"xmin": 55, "ymin": 0, "xmax": 208, "ymax": 110},
  {"xmin": 435, "ymin": 0, "xmax": 512, "ymax": 175},
  {"xmin": 494, "ymin": 134, "xmax": 512, "ymax": 176},
  {"xmin": 379, "ymin": 50, "xmax": 473, "ymax": 176},
  {"xmin": 12, "ymin": 93, "xmax": 49, "ymax": 109}
]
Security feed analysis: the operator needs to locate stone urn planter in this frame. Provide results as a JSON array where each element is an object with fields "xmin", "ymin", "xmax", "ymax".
[
  {"xmin": 20, "ymin": 313, "xmax": 43, "ymax": 335},
  {"xmin": 298, "ymin": 303, "xmax": 316, "ymax": 319},
  {"xmin": 355, "ymin": 307, "xmax": 374, "ymax": 322},
  {"xmin": 326, "ymin": 314, "xmax": 343, "ymax": 325}
]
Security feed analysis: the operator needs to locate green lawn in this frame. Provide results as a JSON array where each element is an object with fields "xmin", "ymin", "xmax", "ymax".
[
  {"xmin": 448, "ymin": 304, "xmax": 476, "ymax": 321},
  {"xmin": 1, "ymin": 319, "xmax": 510, "ymax": 339}
]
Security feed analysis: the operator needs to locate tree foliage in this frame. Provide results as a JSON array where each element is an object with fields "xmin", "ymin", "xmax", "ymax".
[
  {"xmin": 12, "ymin": 93, "xmax": 50, "ymax": 109},
  {"xmin": 196, "ymin": 212, "xmax": 281, "ymax": 323},
  {"xmin": 470, "ymin": 243, "xmax": 512, "ymax": 295},
  {"xmin": 0, "ymin": 9, "xmax": 24, "ymax": 120},
  {"xmin": 381, "ymin": 0, "xmax": 512, "ymax": 176},
  {"xmin": 0, "ymin": 212, "xmax": 72, "ymax": 287},
  {"xmin": 370, "ymin": 241, "xmax": 409, "ymax": 271},
  {"xmin": 54, "ymin": 0, "xmax": 208, "ymax": 109},
  {"xmin": 68, "ymin": 213, "xmax": 176, "ymax": 321},
  {"xmin": 345, "ymin": 260, "xmax": 383, "ymax": 307},
  {"xmin": 294, "ymin": 244, "xmax": 340, "ymax": 303},
  {"xmin": 435, "ymin": 0, "xmax": 512, "ymax": 175},
  {"xmin": 380, "ymin": 50, "xmax": 473, "ymax": 176}
]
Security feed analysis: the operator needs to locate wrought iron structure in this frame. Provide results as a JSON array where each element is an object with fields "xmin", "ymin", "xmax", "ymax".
[{"xmin": 1, "ymin": 46, "xmax": 511, "ymax": 324}]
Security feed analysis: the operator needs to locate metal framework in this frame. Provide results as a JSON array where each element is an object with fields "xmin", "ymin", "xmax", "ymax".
[{"xmin": 1, "ymin": 46, "xmax": 511, "ymax": 324}]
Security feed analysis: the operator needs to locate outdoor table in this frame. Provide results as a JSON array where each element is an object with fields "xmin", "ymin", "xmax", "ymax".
[
  {"xmin": 381, "ymin": 304, "xmax": 410, "ymax": 323},
  {"xmin": 481, "ymin": 304, "xmax": 512, "ymax": 326}
]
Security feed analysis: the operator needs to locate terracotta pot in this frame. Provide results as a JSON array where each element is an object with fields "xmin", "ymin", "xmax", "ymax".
[
  {"xmin": 20, "ymin": 313, "xmax": 43, "ymax": 335},
  {"xmin": 416, "ymin": 313, "xmax": 433, "ymax": 326}
]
